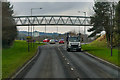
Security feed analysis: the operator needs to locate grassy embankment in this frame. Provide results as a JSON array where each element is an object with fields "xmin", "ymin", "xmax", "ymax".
[
  {"xmin": 82, "ymin": 35, "xmax": 119, "ymax": 66},
  {"xmin": 2, "ymin": 40, "xmax": 45, "ymax": 78}
]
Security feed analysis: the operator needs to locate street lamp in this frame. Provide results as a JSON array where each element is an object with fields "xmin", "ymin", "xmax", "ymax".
[
  {"xmin": 78, "ymin": 11, "xmax": 81, "ymax": 33},
  {"xmin": 57, "ymin": 26, "xmax": 58, "ymax": 33},
  {"xmin": 31, "ymin": 8, "xmax": 42, "ymax": 47},
  {"xmin": 45, "ymin": 19, "xmax": 46, "ymax": 33},
  {"xmin": 83, "ymin": 12, "xmax": 86, "ymax": 35},
  {"xmin": 78, "ymin": 11, "xmax": 87, "ymax": 44},
  {"xmin": 31, "ymin": 8, "xmax": 42, "ymax": 37},
  {"xmin": 84, "ymin": 12, "xmax": 87, "ymax": 44},
  {"xmin": 109, "ymin": 2, "xmax": 115, "ymax": 56}
]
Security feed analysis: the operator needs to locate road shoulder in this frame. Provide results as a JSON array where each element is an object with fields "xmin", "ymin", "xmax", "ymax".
[{"xmin": 82, "ymin": 50, "xmax": 120, "ymax": 71}]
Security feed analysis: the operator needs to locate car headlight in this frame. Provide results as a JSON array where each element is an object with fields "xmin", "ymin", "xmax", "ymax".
[
  {"xmin": 69, "ymin": 43, "xmax": 71, "ymax": 47},
  {"xmin": 78, "ymin": 43, "xmax": 81, "ymax": 46}
]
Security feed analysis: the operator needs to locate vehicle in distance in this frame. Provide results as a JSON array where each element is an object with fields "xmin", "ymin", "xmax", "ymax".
[
  {"xmin": 66, "ymin": 36, "xmax": 81, "ymax": 52},
  {"xmin": 49, "ymin": 39, "xmax": 56, "ymax": 44},
  {"xmin": 55, "ymin": 39, "xmax": 58, "ymax": 42},
  {"xmin": 43, "ymin": 39, "xmax": 50, "ymax": 42},
  {"xmin": 59, "ymin": 39, "xmax": 64, "ymax": 44}
]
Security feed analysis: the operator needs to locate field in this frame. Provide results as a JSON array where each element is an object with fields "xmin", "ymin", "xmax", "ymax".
[
  {"xmin": 2, "ymin": 40, "xmax": 45, "ymax": 78},
  {"xmin": 82, "ymin": 35, "xmax": 119, "ymax": 66}
]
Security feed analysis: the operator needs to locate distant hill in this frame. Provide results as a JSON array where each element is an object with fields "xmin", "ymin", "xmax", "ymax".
[{"xmin": 18, "ymin": 31, "xmax": 61, "ymax": 36}]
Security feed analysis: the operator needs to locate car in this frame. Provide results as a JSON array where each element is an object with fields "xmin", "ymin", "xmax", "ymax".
[
  {"xmin": 49, "ymin": 39, "xmax": 56, "ymax": 44},
  {"xmin": 59, "ymin": 39, "xmax": 64, "ymax": 44},
  {"xmin": 55, "ymin": 39, "xmax": 58, "ymax": 42},
  {"xmin": 43, "ymin": 39, "xmax": 50, "ymax": 42}
]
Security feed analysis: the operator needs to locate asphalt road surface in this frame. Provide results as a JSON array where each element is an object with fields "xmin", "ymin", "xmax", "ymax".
[{"xmin": 23, "ymin": 43, "xmax": 119, "ymax": 79}]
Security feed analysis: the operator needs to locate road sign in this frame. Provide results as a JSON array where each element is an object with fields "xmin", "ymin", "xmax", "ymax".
[{"xmin": 26, "ymin": 36, "xmax": 32, "ymax": 39}]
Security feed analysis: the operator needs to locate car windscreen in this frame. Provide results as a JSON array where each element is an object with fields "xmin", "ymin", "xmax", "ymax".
[
  {"xmin": 59, "ymin": 39, "xmax": 64, "ymax": 41},
  {"xmin": 50, "ymin": 39, "xmax": 55, "ymax": 41},
  {"xmin": 68, "ymin": 37, "xmax": 80, "ymax": 42}
]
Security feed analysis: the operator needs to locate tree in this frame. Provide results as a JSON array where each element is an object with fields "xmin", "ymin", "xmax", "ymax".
[
  {"xmin": 2, "ymin": 2, "xmax": 17, "ymax": 48},
  {"xmin": 114, "ymin": 1, "xmax": 120, "ymax": 47},
  {"xmin": 88, "ymin": 1, "xmax": 111, "ymax": 44}
]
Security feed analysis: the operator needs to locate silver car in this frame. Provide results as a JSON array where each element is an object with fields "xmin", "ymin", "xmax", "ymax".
[{"xmin": 49, "ymin": 39, "xmax": 55, "ymax": 44}]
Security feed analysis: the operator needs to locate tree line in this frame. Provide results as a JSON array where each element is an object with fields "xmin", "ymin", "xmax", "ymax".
[{"xmin": 88, "ymin": 1, "xmax": 120, "ymax": 47}]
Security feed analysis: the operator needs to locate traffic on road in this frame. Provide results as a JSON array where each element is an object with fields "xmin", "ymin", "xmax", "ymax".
[
  {"xmin": 14, "ymin": 32, "xmax": 120, "ymax": 79},
  {"xmin": 15, "ymin": 44, "xmax": 119, "ymax": 79},
  {"xmin": 2, "ymin": 1, "xmax": 120, "ymax": 80}
]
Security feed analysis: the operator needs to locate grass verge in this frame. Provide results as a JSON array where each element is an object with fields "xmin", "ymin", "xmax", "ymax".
[
  {"xmin": 82, "ymin": 37, "xmax": 119, "ymax": 67},
  {"xmin": 2, "ymin": 40, "xmax": 45, "ymax": 78}
]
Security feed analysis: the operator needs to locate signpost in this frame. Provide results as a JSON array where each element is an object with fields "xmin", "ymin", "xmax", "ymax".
[{"xmin": 26, "ymin": 36, "xmax": 32, "ymax": 52}]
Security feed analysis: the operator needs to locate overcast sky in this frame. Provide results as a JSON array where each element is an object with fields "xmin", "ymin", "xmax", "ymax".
[
  {"xmin": 11, "ymin": 2, "xmax": 94, "ymax": 16},
  {"xmin": 8, "ymin": 0, "xmax": 95, "ymax": 34},
  {"xmin": 8, "ymin": 0, "xmax": 94, "ymax": 2}
]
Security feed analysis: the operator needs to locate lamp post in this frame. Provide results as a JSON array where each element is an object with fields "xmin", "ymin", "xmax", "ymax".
[
  {"xmin": 78, "ymin": 11, "xmax": 81, "ymax": 33},
  {"xmin": 83, "ymin": 12, "xmax": 86, "ymax": 34},
  {"xmin": 31, "ymin": 8, "xmax": 42, "ymax": 47},
  {"xmin": 79, "ymin": 26, "xmax": 80, "ymax": 33},
  {"xmin": 110, "ymin": 2, "xmax": 115, "ymax": 56},
  {"xmin": 78, "ymin": 11, "xmax": 87, "ymax": 44},
  {"xmin": 84, "ymin": 12, "xmax": 87, "ymax": 44},
  {"xmin": 28, "ymin": 24, "xmax": 30, "ymax": 52},
  {"xmin": 57, "ymin": 26, "xmax": 58, "ymax": 33},
  {"xmin": 45, "ymin": 20, "xmax": 46, "ymax": 33},
  {"xmin": 108, "ymin": 2, "xmax": 114, "ymax": 56}
]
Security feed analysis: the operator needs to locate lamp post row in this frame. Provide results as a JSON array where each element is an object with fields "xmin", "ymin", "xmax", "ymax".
[
  {"xmin": 28, "ymin": 8, "xmax": 42, "ymax": 50},
  {"xmin": 28, "ymin": 3, "xmax": 115, "ymax": 56},
  {"xmin": 31, "ymin": 8, "xmax": 42, "ymax": 37},
  {"xmin": 28, "ymin": 8, "xmax": 87, "ymax": 51}
]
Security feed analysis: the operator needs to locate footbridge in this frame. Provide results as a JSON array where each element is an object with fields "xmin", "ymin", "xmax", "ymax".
[{"xmin": 13, "ymin": 15, "xmax": 92, "ymax": 26}]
